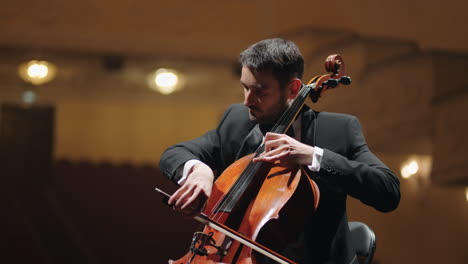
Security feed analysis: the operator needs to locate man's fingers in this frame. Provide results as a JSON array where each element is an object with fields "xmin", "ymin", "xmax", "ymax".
[
  {"xmin": 264, "ymin": 132, "xmax": 283, "ymax": 140},
  {"xmin": 181, "ymin": 188, "xmax": 202, "ymax": 210},
  {"xmin": 254, "ymin": 145, "xmax": 291, "ymax": 162},
  {"xmin": 261, "ymin": 151, "xmax": 290, "ymax": 162},
  {"xmin": 174, "ymin": 184, "xmax": 195, "ymax": 208},
  {"xmin": 267, "ymin": 144, "xmax": 290, "ymax": 156},
  {"xmin": 266, "ymin": 139, "xmax": 293, "ymax": 152},
  {"xmin": 168, "ymin": 187, "xmax": 185, "ymax": 205},
  {"xmin": 169, "ymin": 164, "xmax": 214, "ymax": 215}
]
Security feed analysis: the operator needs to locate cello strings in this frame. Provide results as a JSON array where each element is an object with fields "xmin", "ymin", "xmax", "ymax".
[
  {"xmin": 192, "ymin": 74, "xmax": 332, "ymax": 260},
  {"xmin": 213, "ymin": 83, "xmax": 310, "ymax": 215},
  {"xmin": 210, "ymin": 84, "xmax": 310, "ymax": 220},
  {"xmin": 199, "ymin": 85, "xmax": 311, "ymax": 259},
  {"xmin": 208, "ymin": 85, "xmax": 310, "ymax": 252}
]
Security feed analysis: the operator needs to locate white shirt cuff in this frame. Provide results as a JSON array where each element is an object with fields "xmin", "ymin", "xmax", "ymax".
[
  {"xmin": 177, "ymin": 159, "xmax": 203, "ymax": 185},
  {"xmin": 308, "ymin": 146, "xmax": 324, "ymax": 172}
]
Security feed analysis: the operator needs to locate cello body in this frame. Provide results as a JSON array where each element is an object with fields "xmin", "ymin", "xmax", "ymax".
[{"xmin": 169, "ymin": 153, "xmax": 320, "ymax": 264}]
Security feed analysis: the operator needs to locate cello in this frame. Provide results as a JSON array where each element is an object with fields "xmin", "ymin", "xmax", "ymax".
[{"xmin": 157, "ymin": 54, "xmax": 351, "ymax": 264}]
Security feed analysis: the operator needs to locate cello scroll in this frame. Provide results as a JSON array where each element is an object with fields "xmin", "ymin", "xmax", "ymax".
[{"xmin": 308, "ymin": 54, "xmax": 352, "ymax": 103}]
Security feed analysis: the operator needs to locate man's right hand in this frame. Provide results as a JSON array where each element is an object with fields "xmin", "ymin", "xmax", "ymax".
[{"xmin": 168, "ymin": 163, "xmax": 214, "ymax": 217}]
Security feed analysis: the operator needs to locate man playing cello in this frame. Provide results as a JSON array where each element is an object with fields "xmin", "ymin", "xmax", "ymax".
[{"xmin": 159, "ymin": 38, "xmax": 400, "ymax": 264}]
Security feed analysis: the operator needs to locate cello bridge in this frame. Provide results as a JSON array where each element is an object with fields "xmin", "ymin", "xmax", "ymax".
[{"xmin": 190, "ymin": 232, "xmax": 227, "ymax": 257}]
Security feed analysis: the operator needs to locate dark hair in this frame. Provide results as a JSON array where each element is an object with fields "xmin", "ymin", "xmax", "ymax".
[{"xmin": 239, "ymin": 38, "xmax": 304, "ymax": 88}]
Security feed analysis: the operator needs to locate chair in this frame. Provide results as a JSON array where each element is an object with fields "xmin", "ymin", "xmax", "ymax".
[{"xmin": 348, "ymin": 221, "xmax": 376, "ymax": 264}]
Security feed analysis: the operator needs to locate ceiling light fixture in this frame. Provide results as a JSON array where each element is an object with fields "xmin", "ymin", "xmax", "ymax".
[
  {"xmin": 147, "ymin": 68, "xmax": 181, "ymax": 95},
  {"xmin": 401, "ymin": 160, "xmax": 419, "ymax": 179},
  {"xmin": 18, "ymin": 60, "xmax": 57, "ymax": 86}
]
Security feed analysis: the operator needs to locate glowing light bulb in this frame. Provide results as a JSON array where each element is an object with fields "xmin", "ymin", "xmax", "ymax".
[
  {"xmin": 18, "ymin": 60, "xmax": 56, "ymax": 85},
  {"xmin": 147, "ymin": 68, "xmax": 180, "ymax": 95},
  {"xmin": 155, "ymin": 71, "xmax": 178, "ymax": 88},
  {"xmin": 401, "ymin": 160, "xmax": 419, "ymax": 179},
  {"xmin": 408, "ymin": 161, "xmax": 419, "ymax": 175},
  {"xmin": 27, "ymin": 64, "xmax": 49, "ymax": 78}
]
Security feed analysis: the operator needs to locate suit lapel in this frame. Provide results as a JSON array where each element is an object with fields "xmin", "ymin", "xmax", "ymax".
[
  {"xmin": 234, "ymin": 106, "xmax": 318, "ymax": 160},
  {"xmin": 301, "ymin": 106, "xmax": 318, "ymax": 147},
  {"xmin": 235, "ymin": 123, "xmax": 263, "ymax": 160}
]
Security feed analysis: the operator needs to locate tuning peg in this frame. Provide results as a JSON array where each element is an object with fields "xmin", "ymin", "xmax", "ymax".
[
  {"xmin": 339, "ymin": 76, "xmax": 352, "ymax": 85},
  {"xmin": 324, "ymin": 79, "xmax": 339, "ymax": 88}
]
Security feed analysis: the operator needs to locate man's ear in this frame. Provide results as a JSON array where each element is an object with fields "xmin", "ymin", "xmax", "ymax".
[{"xmin": 288, "ymin": 79, "xmax": 302, "ymax": 99}]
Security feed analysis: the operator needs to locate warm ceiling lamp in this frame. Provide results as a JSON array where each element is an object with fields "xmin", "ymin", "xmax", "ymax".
[
  {"xmin": 18, "ymin": 60, "xmax": 57, "ymax": 85},
  {"xmin": 400, "ymin": 155, "xmax": 432, "ymax": 183},
  {"xmin": 401, "ymin": 160, "xmax": 419, "ymax": 179},
  {"xmin": 147, "ymin": 68, "xmax": 180, "ymax": 95}
]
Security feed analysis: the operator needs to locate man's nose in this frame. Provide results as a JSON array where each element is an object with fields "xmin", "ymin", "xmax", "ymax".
[{"xmin": 244, "ymin": 90, "xmax": 255, "ymax": 106}]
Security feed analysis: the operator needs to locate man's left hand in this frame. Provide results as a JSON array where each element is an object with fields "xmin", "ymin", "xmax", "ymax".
[{"xmin": 252, "ymin": 132, "xmax": 314, "ymax": 166}]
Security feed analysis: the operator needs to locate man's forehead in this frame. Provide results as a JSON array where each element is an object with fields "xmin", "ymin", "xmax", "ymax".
[
  {"xmin": 240, "ymin": 79, "xmax": 271, "ymax": 90},
  {"xmin": 240, "ymin": 67, "xmax": 276, "ymax": 88}
]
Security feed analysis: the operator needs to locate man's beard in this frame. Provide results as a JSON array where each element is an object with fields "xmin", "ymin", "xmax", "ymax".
[{"xmin": 247, "ymin": 100, "xmax": 290, "ymax": 125}]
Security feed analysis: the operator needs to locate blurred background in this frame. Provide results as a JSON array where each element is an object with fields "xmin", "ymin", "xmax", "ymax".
[{"xmin": 1, "ymin": 0, "xmax": 467, "ymax": 263}]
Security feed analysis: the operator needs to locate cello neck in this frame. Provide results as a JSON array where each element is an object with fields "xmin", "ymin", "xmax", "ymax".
[{"xmin": 269, "ymin": 83, "xmax": 313, "ymax": 136}]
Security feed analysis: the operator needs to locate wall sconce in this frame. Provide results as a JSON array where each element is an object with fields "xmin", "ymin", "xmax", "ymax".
[
  {"xmin": 18, "ymin": 60, "xmax": 57, "ymax": 86},
  {"xmin": 400, "ymin": 155, "xmax": 433, "ymax": 195},
  {"xmin": 401, "ymin": 160, "xmax": 419, "ymax": 179}
]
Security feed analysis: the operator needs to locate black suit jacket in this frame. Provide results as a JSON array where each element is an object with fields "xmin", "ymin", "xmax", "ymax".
[{"xmin": 159, "ymin": 104, "xmax": 400, "ymax": 264}]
